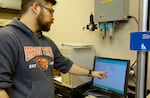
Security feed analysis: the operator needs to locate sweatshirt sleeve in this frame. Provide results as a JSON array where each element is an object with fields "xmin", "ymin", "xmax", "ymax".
[
  {"xmin": 45, "ymin": 37, "xmax": 73, "ymax": 73},
  {"xmin": 0, "ymin": 29, "xmax": 18, "ymax": 89},
  {"xmin": 54, "ymin": 52, "xmax": 73, "ymax": 73}
]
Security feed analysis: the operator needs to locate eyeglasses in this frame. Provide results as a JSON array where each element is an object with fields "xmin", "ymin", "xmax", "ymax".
[{"xmin": 39, "ymin": 5, "xmax": 54, "ymax": 15}]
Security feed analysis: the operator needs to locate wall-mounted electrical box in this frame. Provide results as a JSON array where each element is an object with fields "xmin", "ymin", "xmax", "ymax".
[{"xmin": 94, "ymin": 0, "xmax": 129, "ymax": 22}]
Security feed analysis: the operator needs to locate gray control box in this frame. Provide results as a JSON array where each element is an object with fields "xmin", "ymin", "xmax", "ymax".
[{"xmin": 94, "ymin": 0, "xmax": 129, "ymax": 22}]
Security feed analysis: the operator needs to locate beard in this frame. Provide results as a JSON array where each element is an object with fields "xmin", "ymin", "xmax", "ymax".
[{"xmin": 37, "ymin": 11, "xmax": 52, "ymax": 32}]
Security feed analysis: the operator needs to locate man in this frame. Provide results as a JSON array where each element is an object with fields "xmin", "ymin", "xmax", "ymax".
[{"xmin": 0, "ymin": 0, "xmax": 107, "ymax": 98}]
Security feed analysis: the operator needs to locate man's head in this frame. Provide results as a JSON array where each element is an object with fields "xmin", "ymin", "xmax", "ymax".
[
  {"xmin": 21, "ymin": 0, "xmax": 57, "ymax": 15},
  {"xmin": 21, "ymin": 0, "xmax": 57, "ymax": 32}
]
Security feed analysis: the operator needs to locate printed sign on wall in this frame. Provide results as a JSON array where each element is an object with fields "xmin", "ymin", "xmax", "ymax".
[{"xmin": 130, "ymin": 32, "xmax": 150, "ymax": 51}]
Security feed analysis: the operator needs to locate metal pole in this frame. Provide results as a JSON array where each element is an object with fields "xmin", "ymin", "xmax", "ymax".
[{"xmin": 135, "ymin": 0, "xmax": 148, "ymax": 98}]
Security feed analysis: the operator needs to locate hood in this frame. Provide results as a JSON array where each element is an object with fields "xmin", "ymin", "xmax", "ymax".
[{"xmin": 7, "ymin": 18, "xmax": 43, "ymax": 45}]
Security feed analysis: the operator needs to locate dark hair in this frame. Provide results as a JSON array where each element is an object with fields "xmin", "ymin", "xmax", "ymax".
[{"xmin": 21, "ymin": 0, "xmax": 57, "ymax": 14}]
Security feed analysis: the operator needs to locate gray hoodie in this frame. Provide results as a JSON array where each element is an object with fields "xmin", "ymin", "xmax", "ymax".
[{"xmin": 0, "ymin": 18, "xmax": 73, "ymax": 98}]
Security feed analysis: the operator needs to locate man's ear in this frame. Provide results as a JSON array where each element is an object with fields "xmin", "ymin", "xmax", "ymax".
[{"xmin": 31, "ymin": 2, "xmax": 41, "ymax": 14}]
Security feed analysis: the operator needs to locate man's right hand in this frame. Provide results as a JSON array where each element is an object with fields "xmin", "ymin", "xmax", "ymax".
[{"xmin": 0, "ymin": 89, "xmax": 9, "ymax": 98}]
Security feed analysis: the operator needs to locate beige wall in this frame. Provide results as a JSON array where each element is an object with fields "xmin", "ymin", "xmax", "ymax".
[
  {"xmin": 44, "ymin": 0, "xmax": 150, "ymax": 89},
  {"xmin": 46, "ymin": 0, "xmax": 138, "ymax": 61},
  {"xmin": 0, "ymin": 0, "xmax": 150, "ymax": 89}
]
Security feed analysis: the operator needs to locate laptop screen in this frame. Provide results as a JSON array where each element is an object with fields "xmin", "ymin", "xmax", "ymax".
[{"xmin": 92, "ymin": 56, "xmax": 130, "ymax": 96}]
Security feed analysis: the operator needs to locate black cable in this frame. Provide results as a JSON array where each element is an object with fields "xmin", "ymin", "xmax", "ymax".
[
  {"xmin": 128, "ymin": 16, "xmax": 138, "ymax": 24},
  {"xmin": 130, "ymin": 59, "xmax": 137, "ymax": 69},
  {"xmin": 129, "ymin": 74, "xmax": 136, "ymax": 85},
  {"xmin": 129, "ymin": 60, "xmax": 137, "ymax": 85}
]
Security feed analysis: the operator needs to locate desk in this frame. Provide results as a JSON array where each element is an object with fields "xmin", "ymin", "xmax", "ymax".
[
  {"xmin": 54, "ymin": 81, "xmax": 150, "ymax": 98},
  {"xmin": 55, "ymin": 81, "xmax": 124, "ymax": 98},
  {"xmin": 54, "ymin": 80, "xmax": 89, "ymax": 98}
]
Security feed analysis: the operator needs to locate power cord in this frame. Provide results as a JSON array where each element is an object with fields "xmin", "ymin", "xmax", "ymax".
[
  {"xmin": 129, "ymin": 60, "xmax": 137, "ymax": 85},
  {"xmin": 127, "ymin": 16, "xmax": 138, "ymax": 24}
]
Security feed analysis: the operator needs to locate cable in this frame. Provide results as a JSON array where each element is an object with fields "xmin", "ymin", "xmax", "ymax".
[
  {"xmin": 128, "ymin": 16, "xmax": 138, "ymax": 24},
  {"xmin": 129, "ymin": 74, "xmax": 136, "ymax": 85},
  {"xmin": 83, "ymin": 88, "xmax": 99, "ymax": 96},
  {"xmin": 130, "ymin": 59, "xmax": 137, "ymax": 68},
  {"xmin": 129, "ymin": 60, "xmax": 137, "ymax": 85}
]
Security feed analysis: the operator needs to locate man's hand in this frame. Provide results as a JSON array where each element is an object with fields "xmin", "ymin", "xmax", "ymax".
[
  {"xmin": 0, "ymin": 89, "xmax": 9, "ymax": 98},
  {"xmin": 91, "ymin": 71, "xmax": 107, "ymax": 79},
  {"xmin": 68, "ymin": 64, "xmax": 107, "ymax": 80}
]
